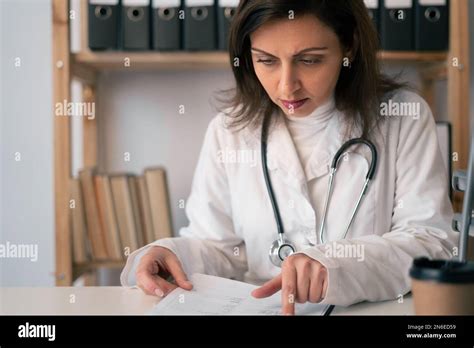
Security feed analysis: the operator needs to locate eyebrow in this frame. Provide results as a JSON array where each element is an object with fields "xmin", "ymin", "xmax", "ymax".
[{"xmin": 250, "ymin": 47, "xmax": 328, "ymax": 57}]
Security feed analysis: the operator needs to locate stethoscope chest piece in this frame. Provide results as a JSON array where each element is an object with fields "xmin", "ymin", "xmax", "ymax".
[{"xmin": 269, "ymin": 237, "xmax": 296, "ymax": 267}]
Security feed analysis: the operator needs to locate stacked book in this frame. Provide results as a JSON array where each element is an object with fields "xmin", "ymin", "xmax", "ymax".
[{"xmin": 70, "ymin": 167, "xmax": 173, "ymax": 263}]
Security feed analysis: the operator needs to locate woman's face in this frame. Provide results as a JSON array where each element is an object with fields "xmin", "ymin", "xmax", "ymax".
[{"xmin": 250, "ymin": 15, "xmax": 346, "ymax": 117}]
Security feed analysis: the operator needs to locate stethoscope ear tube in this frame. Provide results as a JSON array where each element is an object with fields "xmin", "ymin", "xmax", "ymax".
[
  {"xmin": 331, "ymin": 138, "xmax": 377, "ymax": 180},
  {"xmin": 320, "ymin": 138, "xmax": 378, "ymax": 243}
]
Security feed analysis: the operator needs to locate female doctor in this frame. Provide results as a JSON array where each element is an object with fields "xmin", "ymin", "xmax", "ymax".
[{"xmin": 120, "ymin": 0, "xmax": 456, "ymax": 314}]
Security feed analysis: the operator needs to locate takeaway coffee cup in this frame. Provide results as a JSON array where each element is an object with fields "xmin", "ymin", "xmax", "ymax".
[{"xmin": 409, "ymin": 257, "xmax": 474, "ymax": 315}]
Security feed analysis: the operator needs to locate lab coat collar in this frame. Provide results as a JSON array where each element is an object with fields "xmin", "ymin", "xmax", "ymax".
[
  {"xmin": 241, "ymin": 110, "xmax": 337, "ymax": 193},
  {"xmin": 241, "ymin": 107, "xmax": 372, "ymax": 190}
]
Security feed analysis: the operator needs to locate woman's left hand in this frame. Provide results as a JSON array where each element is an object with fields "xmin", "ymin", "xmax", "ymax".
[{"xmin": 251, "ymin": 254, "xmax": 328, "ymax": 315}]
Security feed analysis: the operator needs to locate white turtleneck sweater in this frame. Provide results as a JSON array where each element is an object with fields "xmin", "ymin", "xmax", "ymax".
[
  {"xmin": 284, "ymin": 96, "xmax": 336, "ymax": 180},
  {"xmin": 283, "ymin": 96, "xmax": 337, "ymax": 228}
]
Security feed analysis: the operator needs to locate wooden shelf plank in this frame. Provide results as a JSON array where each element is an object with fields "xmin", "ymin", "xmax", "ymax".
[
  {"xmin": 73, "ymin": 50, "xmax": 232, "ymax": 70},
  {"xmin": 377, "ymin": 51, "xmax": 447, "ymax": 62},
  {"xmin": 52, "ymin": 0, "xmax": 72, "ymax": 286},
  {"xmin": 449, "ymin": 0, "xmax": 471, "ymax": 212},
  {"xmin": 72, "ymin": 50, "xmax": 448, "ymax": 71}
]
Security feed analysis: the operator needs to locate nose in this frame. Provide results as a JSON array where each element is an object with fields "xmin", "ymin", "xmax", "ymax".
[{"xmin": 279, "ymin": 62, "xmax": 301, "ymax": 98}]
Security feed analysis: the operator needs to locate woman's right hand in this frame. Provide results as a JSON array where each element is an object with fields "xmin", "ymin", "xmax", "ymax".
[{"xmin": 135, "ymin": 246, "xmax": 193, "ymax": 297}]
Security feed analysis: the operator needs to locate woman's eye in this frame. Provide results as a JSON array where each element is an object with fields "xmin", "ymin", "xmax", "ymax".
[
  {"xmin": 256, "ymin": 59, "xmax": 276, "ymax": 66},
  {"xmin": 301, "ymin": 59, "xmax": 321, "ymax": 65}
]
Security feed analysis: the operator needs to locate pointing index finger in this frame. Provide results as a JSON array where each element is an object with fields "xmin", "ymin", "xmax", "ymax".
[{"xmin": 282, "ymin": 263, "xmax": 296, "ymax": 315}]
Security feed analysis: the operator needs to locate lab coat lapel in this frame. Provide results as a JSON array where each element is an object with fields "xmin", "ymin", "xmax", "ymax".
[
  {"xmin": 265, "ymin": 116, "xmax": 308, "ymax": 194},
  {"xmin": 305, "ymin": 112, "xmax": 374, "ymax": 181},
  {"xmin": 304, "ymin": 114, "xmax": 344, "ymax": 181},
  {"xmin": 241, "ymin": 113, "xmax": 308, "ymax": 195}
]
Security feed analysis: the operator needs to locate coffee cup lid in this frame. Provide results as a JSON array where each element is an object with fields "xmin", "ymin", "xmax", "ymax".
[{"xmin": 409, "ymin": 257, "xmax": 474, "ymax": 283}]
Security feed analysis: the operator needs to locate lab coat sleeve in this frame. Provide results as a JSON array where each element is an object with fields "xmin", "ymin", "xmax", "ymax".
[
  {"xmin": 296, "ymin": 93, "xmax": 457, "ymax": 307},
  {"xmin": 120, "ymin": 115, "xmax": 248, "ymax": 287}
]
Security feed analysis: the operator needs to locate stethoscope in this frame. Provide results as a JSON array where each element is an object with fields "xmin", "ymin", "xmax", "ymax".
[{"xmin": 261, "ymin": 118, "xmax": 378, "ymax": 267}]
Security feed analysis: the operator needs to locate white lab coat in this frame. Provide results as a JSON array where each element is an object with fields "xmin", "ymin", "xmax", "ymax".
[{"xmin": 120, "ymin": 90, "xmax": 457, "ymax": 307}]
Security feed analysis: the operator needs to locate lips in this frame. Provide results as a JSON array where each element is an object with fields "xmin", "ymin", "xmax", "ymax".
[{"xmin": 281, "ymin": 98, "xmax": 309, "ymax": 110}]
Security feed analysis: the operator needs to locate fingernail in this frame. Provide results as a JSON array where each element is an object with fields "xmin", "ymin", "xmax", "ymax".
[{"xmin": 155, "ymin": 288, "xmax": 164, "ymax": 297}]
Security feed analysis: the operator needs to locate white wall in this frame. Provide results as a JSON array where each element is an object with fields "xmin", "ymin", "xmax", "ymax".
[
  {"xmin": 98, "ymin": 70, "xmax": 235, "ymax": 233},
  {"xmin": 0, "ymin": 0, "xmax": 54, "ymax": 286}
]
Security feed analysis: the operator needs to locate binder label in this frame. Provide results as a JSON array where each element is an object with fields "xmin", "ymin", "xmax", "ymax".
[
  {"xmin": 218, "ymin": 0, "xmax": 240, "ymax": 7},
  {"xmin": 152, "ymin": 0, "xmax": 181, "ymax": 7},
  {"xmin": 385, "ymin": 0, "xmax": 413, "ymax": 8},
  {"xmin": 419, "ymin": 0, "xmax": 446, "ymax": 5},
  {"xmin": 185, "ymin": 0, "xmax": 214, "ymax": 6},
  {"xmin": 123, "ymin": 0, "xmax": 150, "ymax": 5},
  {"xmin": 90, "ymin": 0, "xmax": 119, "ymax": 5},
  {"xmin": 364, "ymin": 0, "xmax": 379, "ymax": 9}
]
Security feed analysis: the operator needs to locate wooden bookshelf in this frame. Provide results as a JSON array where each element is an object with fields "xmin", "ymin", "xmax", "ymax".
[{"xmin": 52, "ymin": 0, "xmax": 471, "ymax": 286}]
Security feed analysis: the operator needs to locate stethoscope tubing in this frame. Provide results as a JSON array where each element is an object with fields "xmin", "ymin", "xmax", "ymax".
[
  {"xmin": 319, "ymin": 138, "xmax": 378, "ymax": 243},
  {"xmin": 261, "ymin": 118, "xmax": 378, "ymax": 262}
]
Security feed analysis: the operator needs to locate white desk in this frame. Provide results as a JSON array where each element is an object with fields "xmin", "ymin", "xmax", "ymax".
[{"xmin": 0, "ymin": 287, "xmax": 413, "ymax": 315}]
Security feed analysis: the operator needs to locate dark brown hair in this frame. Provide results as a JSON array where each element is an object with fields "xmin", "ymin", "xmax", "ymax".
[{"xmin": 215, "ymin": 0, "xmax": 407, "ymax": 139}]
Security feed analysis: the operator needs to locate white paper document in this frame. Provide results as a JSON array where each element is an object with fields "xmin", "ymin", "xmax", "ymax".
[{"xmin": 149, "ymin": 273, "xmax": 332, "ymax": 315}]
